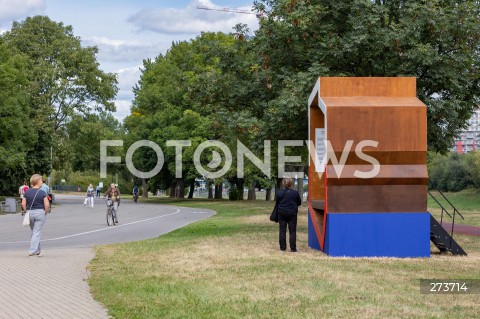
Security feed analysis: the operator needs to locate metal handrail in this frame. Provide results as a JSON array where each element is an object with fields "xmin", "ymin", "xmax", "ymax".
[
  {"xmin": 427, "ymin": 190, "xmax": 452, "ymax": 224},
  {"xmin": 435, "ymin": 189, "xmax": 465, "ymax": 220},
  {"xmin": 428, "ymin": 187, "xmax": 465, "ymax": 250}
]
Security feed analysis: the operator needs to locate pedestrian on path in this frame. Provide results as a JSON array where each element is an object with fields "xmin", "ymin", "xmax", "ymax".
[
  {"xmin": 104, "ymin": 183, "xmax": 120, "ymax": 223},
  {"xmin": 85, "ymin": 184, "xmax": 95, "ymax": 208},
  {"xmin": 21, "ymin": 174, "xmax": 50, "ymax": 256},
  {"xmin": 96, "ymin": 184, "xmax": 101, "ymax": 197},
  {"xmin": 41, "ymin": 180, "xmax": 52, "ymax": 213},
  {"xmin": 19, "ymin": 181, "xmax": 29, "ymax": 199},
  {"xmin": 275, "ymin": 178, "xmax": 301, "ymax": 252}
]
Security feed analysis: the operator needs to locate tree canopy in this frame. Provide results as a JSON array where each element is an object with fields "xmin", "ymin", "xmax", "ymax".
[
  {"xmin": 123, "ymin": 0, "xmax": 480, "ymax": 198},
  {"xmin": 0, "ymin": 43, "xmax": 32, "ymax": 193},
  {"xmin": 2, "ymin": 2, "xmax": 480, "ymax": 196},
  {"xmin": 252, "ymin": 0, "xmax": 480, "ymax": 152},
  {"xmin": 0, "ymin": 16, "xmax": 119, "ymax": 194}
]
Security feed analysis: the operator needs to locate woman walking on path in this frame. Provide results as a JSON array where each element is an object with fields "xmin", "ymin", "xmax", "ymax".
[
  {"xmin": 86, "ymin": 184, "xmax": 95, "ymax": 208},
  {"xmin": 276, "ymin": 178, "xmax": 302, "ymax": 252},
  {"xmin": 21, "ymin": 174, "xmax": 50, "ymax": 256},
  {"xmin": 104, "ymin": 183, "xmax": 121, "ymax": 223}
]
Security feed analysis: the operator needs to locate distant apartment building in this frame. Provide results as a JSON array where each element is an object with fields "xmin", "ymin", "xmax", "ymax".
[{"xmin": 453, "ymin": 109, "xmax": 480, "ymax": 154}]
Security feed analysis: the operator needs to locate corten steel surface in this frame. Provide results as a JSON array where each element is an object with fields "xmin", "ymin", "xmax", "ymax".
[
  {"xmin": 327, "ymin": 185, "xmax": 428, "ymax": 213},
  {"xmin": 315, "ymin": 77, "xmax": 417, "ymax": 97},
  {"xmin": 308, "ymin": 77, "xmax": 427, "ymax": 215},
  {"xmin": 327, "ymin": 104, "xmax": 426, "ymax": 152}
]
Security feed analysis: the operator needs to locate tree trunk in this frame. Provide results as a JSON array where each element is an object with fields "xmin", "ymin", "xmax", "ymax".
[
  {"xmin": 247, "ymin": 180, "xmax": 256, "ymax": 200},
  {"xmin": 169, "ymin": 180, "xmax": 176, "ymax": 198},
  {"xmin": 236, "ymin": 178, "xmax": 244, "ymax": 200},
  {"xmin": 187, "ymin": 179, "xmax": 195, "ymax": 199},
  {"xmin": 214, "ymin": 182, "xmax": 223, "ymax": 199},
  {"xmin": 297, "ymin": 174, "xmax": 304, "ymax": 203},
  {"xmin": 176, "ymin": 178, "xmax": 185, "ymax": 198},
  {"xmin": 208, "ymin": 180, "xmax": 213, "ymax": 199},
  {"xmin": 141, "ymin": 178, "xmax": 148, "ymax": 198},
  {"xmin": 275, "ymin": 178, "xmax": 283, "ymax": 201},
  {"xmin": 276, "ymin": 177, "xmax": 283, "ymax": 189},
  {"xmin": 265, "ymin": 188, "xmax": 272, "ymax": 201}
]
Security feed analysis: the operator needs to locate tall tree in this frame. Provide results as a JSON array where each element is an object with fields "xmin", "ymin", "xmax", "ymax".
[
  {"xmin": 127, "ymin": 32, "xmax": 257, "ymax": 198},
  {"xmin": 252, "ymin": 0, "xmax": 480, "ymax": 153},
  {"xmin": 0, "ymin": 43, "xmax": 33, "ymax": 194},
  {"xmin": 2, "ymin": 15, "xmax": 118, "ymax": 174}
]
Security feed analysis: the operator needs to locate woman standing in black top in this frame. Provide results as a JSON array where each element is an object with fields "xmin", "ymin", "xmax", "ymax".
[{"xmin": 276, "ymin": 178, "xmax": 302, "ymax": 252}]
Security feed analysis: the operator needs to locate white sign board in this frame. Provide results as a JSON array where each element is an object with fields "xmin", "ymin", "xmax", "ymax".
[{"xmin": 315, "ymin": 128, "xmax": 326, "ymax": 172}]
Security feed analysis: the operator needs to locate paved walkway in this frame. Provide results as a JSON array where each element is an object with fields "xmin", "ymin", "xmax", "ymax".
[
  {"xmin": 441, "ymin": 222, "xmax": 480, "ymax": 237},
  {"xmin": 0, "ymin": 248, "xmax": 108, "ymax": 319},
  {"xmin": 0, "ymin": 195, "xmax": 214, "ymax": 319}
]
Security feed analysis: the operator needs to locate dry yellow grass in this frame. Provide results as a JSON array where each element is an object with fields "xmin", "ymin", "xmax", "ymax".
[{"xmin": 89, "ymin": 199, "xmax": 480, "ymax": 319}]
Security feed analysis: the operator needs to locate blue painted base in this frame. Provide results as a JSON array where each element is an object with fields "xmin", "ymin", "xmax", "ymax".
[
  {"xmin": 323, "ymin": 212, "xmax": 430, "ymax": 257},
  {"xmin": 308, "ymin": 210, "xmax": 321, "ymax": 251}
]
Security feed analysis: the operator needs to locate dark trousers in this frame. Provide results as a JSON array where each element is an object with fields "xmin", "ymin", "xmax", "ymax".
[{"xmin": 278, "ymin": 210, "xmax": 297, "ymax": 251}]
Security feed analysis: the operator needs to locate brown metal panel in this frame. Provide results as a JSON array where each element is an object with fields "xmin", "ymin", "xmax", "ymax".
[
  {"xmin": 327, "ymin": 178, "xmax": 428, "ymax": 186},
  {"xmin": 328, "ymin": 185, "xmax": 427, "ymax": 213},
  {"xmin": 329, "ymin": 151, "xmax": 427, "ymax": 165},
  {"xmin": 322, "ymin": 97, "xmax": 425, "ymax": 108},
  {"xmin": 311, "ymin": 200, "xmax": 325, "ymax": 210},
  {"xmin": 308, "ymin": 77, "xmax": 428, "ymax": 215},
  {"xmin": 327, "ymin": 106, "xmax": 427, "ymax": 152},
  {"xmin": 318, "ymin": 77, "xmax": 417, "ymax": 97},
  {"xmin": 327, "ymin": 165, "xmax": 428, "ymax": 179},
  {"xmin": 326, "ymin": 165, "xmax": 428, "ymax": 186}
]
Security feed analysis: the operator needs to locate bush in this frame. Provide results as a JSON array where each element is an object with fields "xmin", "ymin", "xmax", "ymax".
[
  {"xmin": 51, "ymin": 169, "xmax": 133, "ymax": 194},
  {"xmin": 428, "ymin": 152, "xmax": 474, "ymax": 192}
]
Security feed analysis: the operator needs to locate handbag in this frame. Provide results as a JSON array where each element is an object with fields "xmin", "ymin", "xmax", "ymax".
[
  {"xmin": 22, "ymin": 211, "xmax": 30, "ymax": 226},
  {"xmin": 269, "ymin": 189, "xmax": 288, "ymax": 223},
  {"xmin": 22, "ymin": 189, "xmax": 40, "ymax": 227}
]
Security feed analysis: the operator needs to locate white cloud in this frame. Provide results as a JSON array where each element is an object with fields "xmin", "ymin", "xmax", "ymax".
[
  {"xmin": 128, "ymin": 0, "xmax": 258, "ymax": 35},
  {"xmin": 116, "ymin": 66, "xmax": 142, "ymax": 99},
  {"xmin": 0, "ymin": 0, "xmax": 46, "ymax": 25},
  {"xmin": 114, "ymin": 100, "xmax": 132, "ymax": 122},
  {"xmin": 82, "ymin": 36, "xmax": 163, "ymax": 64},
  {"xmin": 111, "ymin": 66, "xmax": 142, "ymax": 121}
]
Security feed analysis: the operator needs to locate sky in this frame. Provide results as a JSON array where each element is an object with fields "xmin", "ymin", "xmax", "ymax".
[{"xmin": 0, "ymin": 0, "xmax": 259, "ymax": 121}]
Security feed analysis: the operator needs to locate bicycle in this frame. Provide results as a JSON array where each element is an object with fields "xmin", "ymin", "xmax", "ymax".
[{"xmin": 106, "ymin": 199, "xmax": 117, "ymax": 226}]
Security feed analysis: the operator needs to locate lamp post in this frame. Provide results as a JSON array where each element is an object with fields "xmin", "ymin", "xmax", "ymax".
[{"xmin": 48, "ymin": 146, "xmax": 52, "ymax": 187}]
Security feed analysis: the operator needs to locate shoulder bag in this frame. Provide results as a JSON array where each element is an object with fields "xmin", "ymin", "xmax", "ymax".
[
  {"xmin": 23, "ymin": 189, "xmax": 40, "ymax": 227},
  {"xmin": 269, "ymin": 189, "xmax": 288, "ymax": 223}
]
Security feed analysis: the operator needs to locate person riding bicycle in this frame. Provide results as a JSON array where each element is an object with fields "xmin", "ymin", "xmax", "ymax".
[
  {"xmin": 132, "ymin": 185, "xmax": 139, "ymax": 203},
  {"xmin": 104, "ymin": 183, "xmax": 121, "ymax": 222}
]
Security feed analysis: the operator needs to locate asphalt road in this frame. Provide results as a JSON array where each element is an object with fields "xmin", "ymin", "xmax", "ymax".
[{"xmin": 0, "ymin": 194, "xmax": 215, "ymax": 251}]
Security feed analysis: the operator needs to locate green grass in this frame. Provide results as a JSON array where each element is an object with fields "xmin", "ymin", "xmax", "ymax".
[
  {"xmin": 429, "ymin": 188, "xmax": 480, "ymax": 227},
  {"xmin": 89, "ymin": 195, "xmax": 480, "ymax": 319}
]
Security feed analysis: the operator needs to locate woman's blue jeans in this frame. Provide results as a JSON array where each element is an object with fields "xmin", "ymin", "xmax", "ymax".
[{"xmin": 29, "ymin": 209, "xmax": 46, "ymax": 254}]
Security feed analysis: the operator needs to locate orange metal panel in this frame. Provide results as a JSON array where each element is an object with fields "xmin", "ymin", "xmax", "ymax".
[
  {"xmin": 328, "ymin": 185, "xmax": 428, "ymax": 213},
  {"xmin": 327, "ymin": 106, "xmax": 427, "ymax": 152},
  {"xmin": 309, "ymin": 77, "xmax": 427, "ymax": 215},
  {"xmin": 318, "ymin": 77, "xmax": 417, "ymax": 97}
]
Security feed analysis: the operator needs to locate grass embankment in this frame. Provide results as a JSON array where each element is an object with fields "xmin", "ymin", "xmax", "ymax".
[
  {"xmin": 89, "ymin": 195, "xmax": 480, "ymax": 319},
  {"xmin": 429, "ymin": 188, "xmax": 480, "ymax": 227}
]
